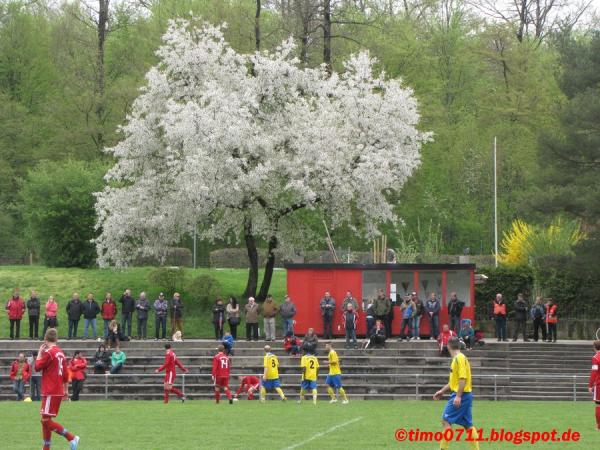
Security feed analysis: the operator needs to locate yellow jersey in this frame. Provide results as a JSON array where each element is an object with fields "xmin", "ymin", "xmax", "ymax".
[
  {"xmin": 301, "ymin": 355, "xmax": 319, "ymax": 381},
  {"xmin": 328, "ymin": 349, "xmax": 342, "ymax": 376},
  {"xmin": 449, "ymin": 352, "xmax": 472, "ymax": 393},
  {"xmin": 264, "ymin": 353, "xmax": 280, "ymax": 380}
]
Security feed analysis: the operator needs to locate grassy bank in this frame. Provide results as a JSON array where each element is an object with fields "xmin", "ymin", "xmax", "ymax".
[{"xmin": 0, "ymin": 266, "xmax": 286, "ymax": 339}]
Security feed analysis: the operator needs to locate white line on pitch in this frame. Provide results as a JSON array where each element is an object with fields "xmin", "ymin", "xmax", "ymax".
[{"xmin": 281, "ymin": 416, "xmax": 364, "ymax": 450}]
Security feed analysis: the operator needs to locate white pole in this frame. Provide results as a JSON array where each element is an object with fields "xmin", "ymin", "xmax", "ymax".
[
  {"xmin": 193, "ymin": 228, "xmax": 197, "ymax": 269},
  {"xmin": 494, "ymin": 136, "xmax": 498, "ymax": 267}
]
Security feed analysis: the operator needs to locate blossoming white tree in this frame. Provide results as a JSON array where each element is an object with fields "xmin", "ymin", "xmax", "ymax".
[{"xmin": 95, "ymin": 18, "xmax": 431, "ymax": 299}]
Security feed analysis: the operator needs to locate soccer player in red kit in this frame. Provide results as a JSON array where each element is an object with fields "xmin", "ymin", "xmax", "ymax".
[
  {"xmin": 36, "ymin": 328, "xmax": 80, "ymax": 450},
  {"xmin": 212, "ymin": 344, "xmax": 233, "ymax": 404},
  {"xmin": 235, "ymin": 375, "xmax": 261, "ymax": 400},
  {"xmin": 155, "ymin": 343, "xmax": 188, "ymax": 403},
  {"xmin": 588, "ymin": 340, "xmax": 600, "ymax": 430}
]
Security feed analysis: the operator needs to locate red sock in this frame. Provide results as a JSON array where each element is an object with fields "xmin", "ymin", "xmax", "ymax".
[
  {"xmin": 42, "ymin": 418, "xmax": 52, "ymax": 450},
  {"xmin": 47, "ymin": 419, "xmax": 75, "ymax": 441},
  {"xmin": 595, "ymin": 405, "xmax": 600, "ymax": 429},
  {"xmin": 164, "ymin": 389, "xmax": 169, "ymax": 403},
  {"xmin": 170, "ymin": 387, "xmax": 183, "ymax": 398},
  {"xmin": 248, "ymin": 390, "xmax": 254, "ymax": 400},
  {"xmin": 225, "ymin": 388, "xmax": 232, "ymax": 400},
  {"xmin": 215, "ymin": 390, "xmax": 220, "ymax": 403}
]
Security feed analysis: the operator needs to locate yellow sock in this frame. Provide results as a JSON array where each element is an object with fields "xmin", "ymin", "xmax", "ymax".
[
  {"xmin": 327, "ymin": 386, "xmax": 336, "ymax": 400},
  {"xmin": 312, "ymin": 389, "xmax": 317, "ymax": 405},
  {"xmin": 275, "ymin": 387, "xmax": 285, "ymax": 399},
  {"xmin": 468, "ymin": 428, "xmax": 480, "ymax": 450},
  {"xmin": 339, "ymin": 387, "xmax": 348, "ymax": 401},
  {"xmin": 260, "ymin": 387, "xmax": 266, "ymax": 401},
  {"xmin": 440, "ymin": 438, "xmax": 450, "ymax": 450}
]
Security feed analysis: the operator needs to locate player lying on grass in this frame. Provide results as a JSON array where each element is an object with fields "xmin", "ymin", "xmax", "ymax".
[
  {"xmin": 433, "ymin": 336, "xmax": 479, "ymax": 450},
  {"xmin": 235, "ymin": 375, "xmax": 261, "ymax": 400},
  {"xmin": 298, "ymin": 350, "xmax": 319, "ymax": 405},
  {"xmin": 325, "ymin": 343, "xmax": 348, "ymax": 404},
  {"xmin": 260, "ymin": 345, "xmax": 287, "ymax": 402},
  {"xmin": 212, "ymin": 344, "xmax": 233, "ymax": 404},
  {"xmin": 36, "ymin": 328, "xmax": 80, "ymax": 450},
  {"xmin": 155, "ymin": 343, "xmax": 188, "ymax": 403}
]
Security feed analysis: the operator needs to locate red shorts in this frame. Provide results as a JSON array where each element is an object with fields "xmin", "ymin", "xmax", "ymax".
[
  {"xmin": 164, "ymin": 371, "xmax": 176, "ymax": 384},
  {"xmin": 594, "ymin": 385, "xmax": 600, "ymax": 402},
  {"xmin": 215, "ymin": 376, "xmax": 229, "ymax": 388},
  {"xmin": 40, "ymin": 396, "xmax": 62, "ymax": 417}
]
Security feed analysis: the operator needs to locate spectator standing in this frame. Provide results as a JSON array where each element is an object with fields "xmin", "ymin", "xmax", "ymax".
[
  {"xmin": 492, "ymin": 294, "xmax": 508, "ymax": 342},
  {"xmin": 68, "ymin": 351, "xmax": 87, "ymax": 401},
  {"xmin": 365, "ymin": 301, "xmax": 375, "ymax": 337},
  {"xmin": 101, "ymin": 293, "xmax": 117, "ymax": 339},
  {"xmin": 245, "ymin": 297, "xmax": 259, "ymax": 341},
  {"xmin": 154, "ymin": 292, "xmax": 168, "ymax": 340},
  {"xmin": 279, "ymin": 295, "xmax": 297, "ymax": 337},
  {"xmin": 42, "ymin": 296, "xmax": 58, "ymax": 337},
  {"xmin": 447, "ymin": 292, "xmax": 465, "ymax": 334},
  {"xmin": 212, "ymin": 298, "xmax": 226, "ymax": 340},
  {"xmin": 343, "ymin": 304, "xmax": 358, "ymax": 349},
  {"xmin": 27, "ymin": 290, "xmax": 41, "ymax": 340},
  {"xmin": 6, "ymin": 289, "xmax": 25, "ymax": 340},
  {"xmin": 226, "ymin": 296, "xmax": 241, "ymax": 339},
  {"xmin": 171, "ymin": 292, "xmax": 184, "ymax": 335},
  {"xmin": 27, "ymin": 351, "xmax": 41, "ymax": 401},
  {"xmin": 366, "ymin": 320, "xmax": 386, "ymax": 349},
  {"xmin": 302, "ymin": 328, "xmax": 318, "ymax": 354},
  {"xmin": 341, "ymin": 291, "xmax": 358, "ymax": 313},
  {"xmin": 425, "ymin": 292, "xmax": 441, "ymax": 340},
  {"xmin": 459, "ymin": 319, "xmax": 475, "ymax": 350},
  {"xmin": 110, "ymin": 346, "xmax": 126, "ymax": 374},
  {"xmin": 530, "ymin": 297, "xmax": 547, "ymax": 342},
  {"xmin": 66, "ymin": 294, "xmax": 83, "ymax": 339},
  {"xmin": 545, "ymin": 298, "xmax": 558, "ymax": 343},
  {"xmin": 9, "ymin": 352, "xmax": 30, "ymax": 400},
  {"xmin": 135, "ymin": 292, "xmax": 150, "ymax": 339},
  {"xmin": 82, "ymin": 293, "xmax": 100, "ymax": 339},
  {"xmin": 119, "ymin": 289, "xmax": 135, "ymax": 338},
  {"xmin": 411, "ymin": 292, "xmax": 424, "ymax": 340},
  {"xmin": 512, "ymin": 293, "xmax": 529, "ymax": 342},
  {"xmin": 399, "ymin": 295, "xmax": 416, "ymax": 341},
  {"xmin": 372, "ymin": 290, "xmax": 391, "ymax": 338},
  {"xmin": 262, "ymin": 294, "xmax": 279, "ymax": 341},
  {"xmin": 93, "ymin": 344, "xmax": 110, "ymax": 374},
  {"xmin": 320, "ymin": 292, "xmax": 336, "ymax": 339}
]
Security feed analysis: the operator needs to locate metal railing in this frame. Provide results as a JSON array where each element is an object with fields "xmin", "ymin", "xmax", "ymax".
[{"xmin": 0, "ymin": 373, "xmax": 591, "ymax": 401}]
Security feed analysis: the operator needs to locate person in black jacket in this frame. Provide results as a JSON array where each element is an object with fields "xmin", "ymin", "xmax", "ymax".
[
  {"xmin": 82, "ymin": 294, "xmax": 101, "ymax": 339},
  {"xmin": 512, "ymin": 293, "xmax": 529, "ymax": 342},
  {"xmin": 135, "ymin": 292, "xmax": 150, "ymax": 340},
  {"xmin": 212, "ymin": 298, "xmax": 226, "ymax": 340},
  {"xmin": 447, "ymin": 292, "xmax": 465, "ymax": 334},
  {"xmin": 66, "ymin": 294, "xmax": 84, "ymax": 339},
  {"xmin": 119, "ymin": 289, "xmax": 135, "ymax": 338},
  {"xmin": 93, "ymin": 344, "xmax": 110, "ymax": 374},
  {"xmin": 27, "ymin": 291, "xmax": 41, "ymax": 339},
  {"xmin": 425, "ymin": 293, "xmax": 441, "ymax": 339}
]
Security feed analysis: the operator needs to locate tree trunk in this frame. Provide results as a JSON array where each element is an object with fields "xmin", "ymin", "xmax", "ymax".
[
  {"xmin": 322, "ymin": 0, "xmax": 332, "ymax": 74},
  {"xmin": 95, "ymin": 0, "xmax": 109, "ymax": 150},
  {"xmin": 255, "ymin": 0, "xmax": 261, "ymax": 51},
  {"xmin": 257, "ymin": 234, "xmax": 278, "ymax": 302},
  {"xmin": 243, "ymin": 216, "xmax": 259, "ymax": 299}
]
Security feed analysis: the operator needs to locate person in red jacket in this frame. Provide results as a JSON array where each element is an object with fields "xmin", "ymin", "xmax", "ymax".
[
  {"xmin": 234, "ymin": 375, "xmax": 260, "ymax": 400},
  {"xmin": 6, "ymin": 289, "xmax": 26, "ymax": 339},
  {"xmin": 155, "ymin": 343, "xmax": 188, "ymax": 403},
  {"xmin": 101, "ymin": 293, "xmax": 117, "ymax": 339},
  {"xmin": 437, "ymin": 324, "xmax": 457, "ymax": 356},
  {"xmin": 588, "ymin": 340, "xmax": 600, "ymax": 430},
  {"xmin": 545, "ymin": 298, "xmax": 558, "ymax": 343},
  {"xmin": 68, "ymin": 351, "xmax": 87, "ymax": 401},
  {"xmin": 10, "ymin": 352, "xmax": 31, "ymax": 400}
]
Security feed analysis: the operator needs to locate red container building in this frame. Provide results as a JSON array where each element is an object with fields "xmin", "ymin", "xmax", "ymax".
[{"xmin": 284, "ymin": 263, "xmax": 476, "ymax": 337}]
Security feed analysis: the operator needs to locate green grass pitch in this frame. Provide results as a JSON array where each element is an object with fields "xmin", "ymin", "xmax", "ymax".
[{"xmin": 2, "ymin": 400, "xmax": 599, "ymax": 449}]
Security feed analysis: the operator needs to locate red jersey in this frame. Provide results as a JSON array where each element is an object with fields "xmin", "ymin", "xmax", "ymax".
[
  {"xmin": 589, "ymin": 351, "xmax": 600, "ymax": 388},
  {"xmin": 157, "ymin": 349, "xmax": 186, "ymax": 375},
  {"xmin": 238, "ymin": 376, "xmax": 260, "ymax": 392},
  {"xmin": 212, "ymin": 352, "xmax": 231, "ymax": 379},
  {"xmin": 35, "ymin": 345, "xmax": 68, "ymax": 396},
  {"xmin": 438, "ymin": 330, "xmax": 456, "ymax": 346}
]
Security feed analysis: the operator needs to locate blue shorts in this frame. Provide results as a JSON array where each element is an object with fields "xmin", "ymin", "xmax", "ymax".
[
  {"xmin": 301, "ymin": 380, "xmax": 317, "ymax": 390},
  {"xmin": 262, "ymin": 379, "xmax": 281, "ymax": 390},
  {"xmin": 325, "ymin": 375, "xmax": 343, "ymax": 389},
  {"xmin": 442, "ymin": 392, "xmax": 473, "ymax": 429}
]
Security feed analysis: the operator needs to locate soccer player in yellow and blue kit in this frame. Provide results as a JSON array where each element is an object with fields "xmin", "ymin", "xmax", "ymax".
[
  {"xmin": 299, "ymin": 351, "xmax": 319, "ymax": 405},
  {"xmin": 433, "ymin": 337, "xmax": 480, "ymax": 450},
  {"xmin": 260, "ymin": 345, "xmax": 286, "ymax": 402},
  {"xmin": 325, "ymin": 343, "xmax": 348, "ymax": 404}
]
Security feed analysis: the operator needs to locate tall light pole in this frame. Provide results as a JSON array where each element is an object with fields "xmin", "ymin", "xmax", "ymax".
[{"xmin": 494, "ymin": 136, "xmax": 498, "ymax": 267}]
